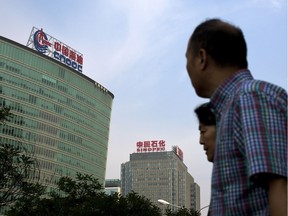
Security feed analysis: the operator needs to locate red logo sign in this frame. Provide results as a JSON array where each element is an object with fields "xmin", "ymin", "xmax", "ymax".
[
  {"xmin": 136, "ymin": 140, "xmax": 166, "ymax": 153},
  {"xmin": 28, "ymin": 27, "xmax": 83, "ymax": 73}
]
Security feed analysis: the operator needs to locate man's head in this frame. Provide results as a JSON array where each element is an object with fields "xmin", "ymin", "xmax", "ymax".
[
  {"xmin": 186, "ymin": 18, "xmax": 248, "ymax": 98},
  {"xmin": 194, "ymin": 103, "xmax": 216, "ymax": 162}
]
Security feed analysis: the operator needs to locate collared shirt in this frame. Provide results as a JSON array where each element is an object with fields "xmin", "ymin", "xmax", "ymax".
[{"xmin": 209, "ymin": 70, "xmax": 287, "ymax": 215}]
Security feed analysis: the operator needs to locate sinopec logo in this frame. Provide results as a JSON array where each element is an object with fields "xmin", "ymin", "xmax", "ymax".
[{"xmin": 33, "ymin": 29, "xmax": 51, "ymax": 54}]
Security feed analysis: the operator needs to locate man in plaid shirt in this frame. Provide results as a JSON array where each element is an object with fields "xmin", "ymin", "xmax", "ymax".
[{"xmin": 186, "ymin": 18, "xmax": 287, "ymax": 215}]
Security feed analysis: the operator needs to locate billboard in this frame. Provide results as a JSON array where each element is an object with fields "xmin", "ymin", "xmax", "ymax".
[
  {"xmin": 27, "ymin": 27, "xmax": 83, "ymax": 73},
  {"xmin": 136, "ymin": 140, "xmax": 166, "ymax": 153}
]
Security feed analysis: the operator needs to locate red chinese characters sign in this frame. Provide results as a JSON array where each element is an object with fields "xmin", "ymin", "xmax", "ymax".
[
  {"xmin": 136, "ymin": 140, "xmax": 166, "ymax": 153},
  {"xmin": 27, "ymin": 27, "xmax": 83, "ymax": 73}
]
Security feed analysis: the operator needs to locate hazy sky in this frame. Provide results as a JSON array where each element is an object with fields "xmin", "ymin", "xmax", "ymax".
[{"xmin": 1, "ymin": 0, "xmax": 286, "ymax": 214}]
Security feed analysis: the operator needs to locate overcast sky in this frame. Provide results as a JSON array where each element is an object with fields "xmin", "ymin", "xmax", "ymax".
[{"xmin": 1, "ymin": 0, "xmax": 286, "ymax": 214}]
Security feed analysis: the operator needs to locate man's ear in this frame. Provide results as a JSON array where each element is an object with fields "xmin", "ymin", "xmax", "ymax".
[{"xmin": 198, "ymin": 48, "xmax": 207, "ymax": 70}]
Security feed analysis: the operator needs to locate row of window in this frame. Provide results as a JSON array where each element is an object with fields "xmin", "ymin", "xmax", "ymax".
[
  {"xmin": 0, "ymin": 57, "xmax": 112, "ymax": 110},
  {"xmin": 57, "ymin": 141, "xmax": 105, "ymax": 161},
  {"xmin": 0, "ymin": 124, "xmax": 23, "ymax": 137},
  {"xmin": 37, "ymin": 133, "xmax": 57, "ymax": 146},
  {"xmin": 8, "ymin": 114, "xmax": 25, "ymax": 125},
  {"xmin": 4, "ymin": 118, "xmax": 107, "ymax": 160},
  {"xmin": 1, "ymin": 74, "xmax": 109, "ymax": 126},
  {"xmin": 36, "ymin": 148, "xmax": 104, "ymax": 178},
  {"xmin": 59, "ymin": 131, "xmax": 82, "ymax": 144},
  {"xmin": 39, "ymin": 110, "xmax": 60, "ymax": 124},
  {"xmin": 0, "ymin": 129, "xmax": 106, "ymax": 174},
  {"xmin": 1, "ymin": 96, "xmax": 109, "ymax": 144},
  {"xmin": 38, "ymin": 122, "xmax": 59, "ymax": 135},
  {"xmin": 36, "ymin": 155, "xmax": 102, "ymax": 178},
  {"xmin": 0, "ymin": 137, "xmax": 23, "ymax": 147},
  {"xmin": 35, "ymin": 145, "xmax": 55, "ymax": 158},
  {"xmin": 0, "ymin": 116, "xmax": 107, "ymax": 165},
  {"xmin": 7, "ymin": 83, "xmax": 109, "ymax": 136}
]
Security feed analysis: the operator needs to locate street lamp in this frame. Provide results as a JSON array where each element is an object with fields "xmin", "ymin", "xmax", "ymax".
[
  {"xmin": 158, "ymin": 199, "xmax": 209, "ymax": 215},
  {"xmin": 198, "ymin": 205, "xmax": 209, "ymax": 212},
  {"xmin": 157, "ymin": 199, "xmax": 182, "ymax": 209},
  {"xmin": 197, "ymin": 205, "xmax": 209, "ymax": 213}
]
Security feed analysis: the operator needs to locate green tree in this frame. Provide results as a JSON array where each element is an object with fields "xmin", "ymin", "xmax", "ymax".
[
  {"xmin": 165, "ymin": 207, "xmax": 201, "ymax": 216},
  {"xmin": 123, "ymin": 191, "xmax": 162, "ymax": 216},
  {"xmin": 0, "ymin": 106, "xmax": 12, "ymax": 123},
  {"xmin": 0, "ymin": 144, "xmax": 44, "ymax": 208},
  {"xmin": 0, "ymin": 106, "xmax": 45, "ymax": 212},
  {"xmin": 6, "ymin": 173, "xmax": 162, "ymax": 216}
]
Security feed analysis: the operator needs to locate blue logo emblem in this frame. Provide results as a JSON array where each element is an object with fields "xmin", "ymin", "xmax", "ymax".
[{"xmin": 33, "ymin": 29, "xmax": 51, "ymax": 54}]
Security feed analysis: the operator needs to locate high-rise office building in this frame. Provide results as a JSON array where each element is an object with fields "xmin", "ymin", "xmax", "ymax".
[
  {"xmin": 0, "ymin": 30, "xmax": 114, "ymax": 190},
  {"xmin": 121, "ymin": 142, "xmax": 200, "ymax": 212}
]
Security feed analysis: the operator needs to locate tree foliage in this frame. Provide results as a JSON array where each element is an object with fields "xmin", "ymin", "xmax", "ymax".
[
  {"xmin": 0, "ymin": 106, "xmax": 12, "ymax": 123},
  {"xmin": 0, "ymin": 144, "xmax": 44, "ymax": 208},
  {"xmin": 0, "ymin": 106, "xmax": 44, "ymax": 211},
  {"xmin": 6, "ymin": 173, "xmax": 162, "ymax": 216},
  {"xmin": 165, "ymin": 207, "xmax": 201, "ymax": 216}
]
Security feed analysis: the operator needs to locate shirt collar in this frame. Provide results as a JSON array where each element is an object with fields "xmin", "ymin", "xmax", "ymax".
[{"xmin": 210, "ymin": 69, "xmax": 253, "ymax": 115}]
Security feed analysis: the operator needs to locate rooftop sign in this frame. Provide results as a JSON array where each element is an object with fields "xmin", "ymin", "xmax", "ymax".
[
  {"xmin": 136, "ymin": 140, "xmax": 166, "ymax": 153},
  {"xmin": 27, "ymin": 27, "xmax": 83, "ymax": 73},
  {"xmin": 173, "ymin": 146, "xmax": 183, "ymax": 161}
]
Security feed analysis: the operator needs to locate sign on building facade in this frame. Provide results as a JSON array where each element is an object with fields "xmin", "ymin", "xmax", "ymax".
[
  {"xmin": 136, "ymin": 140, "xmax": 166, "ymax": 153},
  {"xmin": 173, "ymin": 145, "xmax": 184, "ymax": 161},
  {"xmin": 27, "ymin": 27, "xmax": 83, "ymax": 73}
]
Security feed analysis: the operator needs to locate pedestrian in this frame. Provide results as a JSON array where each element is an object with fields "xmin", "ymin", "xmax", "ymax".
[
  {"xmin": 194, "ymin": 102, "xmax": 216, "ymax": 163},
  {"xmin": 186, "ymin": 18, "xmax": 287, "ymax": 215}
]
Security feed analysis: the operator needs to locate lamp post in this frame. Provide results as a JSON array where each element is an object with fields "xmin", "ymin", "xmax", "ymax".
[
  {"xmin": 197, "ymin": 205, "xmax": 209, "ymax": 213},
  {"xmin": 158, "ymin": 199, "xmax": 209, "ymax": 215},
  {"xmin": 157, "ymin": 199, "xmax": 182, "ymax": 209}
]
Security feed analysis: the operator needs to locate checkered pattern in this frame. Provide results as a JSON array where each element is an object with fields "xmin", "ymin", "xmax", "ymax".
[{"xmin": 208, "ymin": 70, "xmax": 287, "ymax": 215}]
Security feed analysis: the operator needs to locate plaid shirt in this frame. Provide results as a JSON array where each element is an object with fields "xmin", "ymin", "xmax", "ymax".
[{"xmin": 208, "ymin": 70, "xmax": 287, "ymax": 215}]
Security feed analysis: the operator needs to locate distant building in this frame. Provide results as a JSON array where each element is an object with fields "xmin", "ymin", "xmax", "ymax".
[
  {"xmin": 0, "ymin": 31, "xmax": 114, "ymax": 190},
  {"xmin": 192, "ymin": 182, "xmax": 201, "ymax": 210},
  {"xmin": 121, "ymin": 143, "xmax": 200, "ymax": 213},
  {"xmin": 105, "ymin": 179, "xmax": 121, "ymax": 195}
]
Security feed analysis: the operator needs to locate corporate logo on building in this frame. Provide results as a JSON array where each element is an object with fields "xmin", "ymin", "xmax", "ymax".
[
  {"xmin": 27, "ymin": 27, "xmax": 83, "ymax": 73},
  {"xmin": 173, "ymin": 146, "xmax": 183, "ymax": 161},
  {"xmin": 33, "ymin": 29, "xmax": 51, "ymax": 54},
  {"xmin": 135, "ymin": 141, "xmax": 184, "ymax": 161},
  {"xmin": 136, "ymin": 140, "xmax": 166, "ymax": 153}
]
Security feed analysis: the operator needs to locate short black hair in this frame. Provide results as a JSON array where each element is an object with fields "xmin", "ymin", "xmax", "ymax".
[
  {"xmin": 188, "ymin": 18, "xmax": 248, "ymax": 68},
  {"xmin": 194, "ymin": 102, "xmax": 216, "ymax": 126}
]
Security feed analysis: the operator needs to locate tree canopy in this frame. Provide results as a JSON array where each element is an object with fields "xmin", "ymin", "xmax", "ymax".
[
  {"xmin": 0, "ymin": 106, "xmax": 44, "ymax": 211},
  {"xmin": 6, "ymin": 173, "xmax": 162, "ymax": 216},
  {"xmin": 6, "ymin": 172, "xmax": 201, "ymax": 216},
  {"xmin": 165, "ymin": 207, "xmax": 201, "ymax": 216}
]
